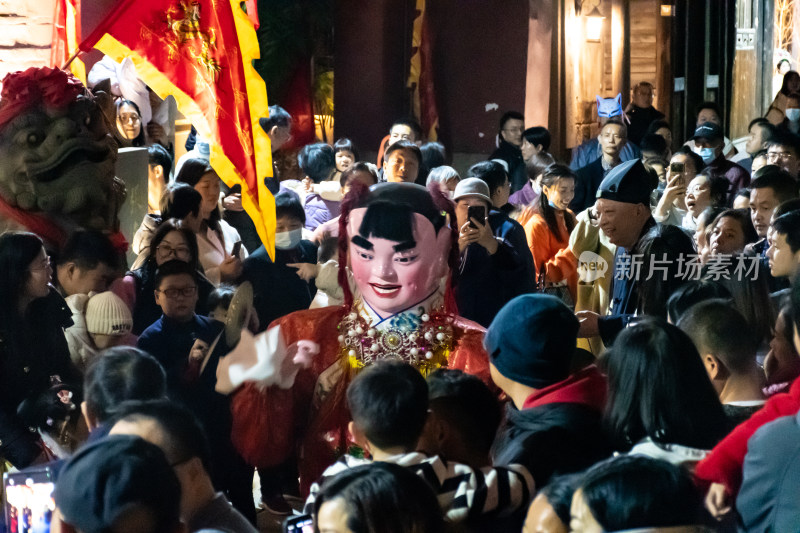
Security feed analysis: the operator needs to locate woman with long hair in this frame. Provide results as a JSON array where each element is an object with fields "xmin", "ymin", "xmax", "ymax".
[
  {"xmin": 114, "ymin": 99, "xmax": 146, "ymax": 148},
  {"xmin": 603, "ymin": 319, "xmax": 731, "ymax": 465},
  {"xmin": 635, "ymin": 224, "xmax": 696, "ymax": 319},
  {"xmin": 175, "ymin": 158, "xmax": 247, "ymax": 284},
  {"xmin": 523, "ymin": 164, "xmax": 578, "ymax": 303},
  {"xmin": 0, "ymin": 232, "xmax": 81, "ymax": 467},
  {"xmin": 707, "ymin": 208, "xmax": 759, "ymax": 258},
  {"xmin": 767, "ymin": 70, "xmax": 800, "ymax": 125},
  {"xmin": 111, "ymin": 219, "xmax": 214, "ymax": 335}
]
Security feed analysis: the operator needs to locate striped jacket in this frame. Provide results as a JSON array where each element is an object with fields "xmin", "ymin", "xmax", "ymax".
[{"xmin": 303, "ymin": 452, "xmax": 534, "ymax": 522}]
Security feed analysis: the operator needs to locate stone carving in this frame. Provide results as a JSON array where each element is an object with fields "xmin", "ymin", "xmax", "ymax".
[{"xmin": 0, "ymin": 67, "xmax": 125, "ymax": 246}]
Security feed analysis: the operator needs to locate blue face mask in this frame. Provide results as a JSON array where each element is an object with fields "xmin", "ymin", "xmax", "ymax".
[
  {"xmin": 694, "ymin": 146, "xmax": 716, "ymax": 164},
  {"xmin": 275, "ymin": 228, "xmax": 302, "ymax": 250}
]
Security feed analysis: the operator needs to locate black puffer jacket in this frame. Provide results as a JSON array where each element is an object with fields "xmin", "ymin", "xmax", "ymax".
[{"xmin": 0, "ymin": 288, "xmax": 81, "ymax": 467}]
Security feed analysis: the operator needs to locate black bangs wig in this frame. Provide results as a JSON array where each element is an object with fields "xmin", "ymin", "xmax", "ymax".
[
  {"xmin": 337, "ymin": 181, "xmax": 458, "ymax": 312},
  {"xmin": 357, "ymin": 200, "xmax": 417, "ymax": 244}
]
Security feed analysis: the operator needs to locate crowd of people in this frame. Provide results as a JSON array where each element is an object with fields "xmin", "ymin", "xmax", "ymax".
[{"xmin": 2, "ymin": 73, "xmax": 800, "ymax": 533}]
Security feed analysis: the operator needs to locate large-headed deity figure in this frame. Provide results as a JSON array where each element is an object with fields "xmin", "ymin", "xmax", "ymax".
[
  {"xmin": 217, "ymin": 182, "xmax": 490, "ymax": 492},
  {"xmin": 0, "ymin": 67, "xmax": 124, "ymax": 247}
]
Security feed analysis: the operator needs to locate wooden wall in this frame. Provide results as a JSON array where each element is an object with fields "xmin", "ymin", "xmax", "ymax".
[
  {"xmin": 630, "ymin": 0, "xmax": 658, "ymax": 88},
  {"xmin": 629, "ymin": 0, "xmax": 670, "ymax": 120},
  {"xmin": 559, "ymin": 0, "xmax": 671, "ymax": 150}
]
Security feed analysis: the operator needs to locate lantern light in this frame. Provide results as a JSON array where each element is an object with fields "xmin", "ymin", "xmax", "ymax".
[{"xmin": 585, "ymin": 5, "xmax": 605, "ymax": 42}]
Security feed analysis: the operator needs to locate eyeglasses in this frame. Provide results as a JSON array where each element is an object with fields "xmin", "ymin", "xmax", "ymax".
[
  {"xmin": 29, "ymin": 256, "xmax": 51, "ymax": 271},
  {"xmin": 157, "ymin": 286, "xmax": 197, "ymax": 299},
  {"xmin": 118, "ymin": 112, "xmax": 141, "ymax": 124},
  {"xmin": 686, "ymin": 186, "xmax": 708, "ymax": 195},
  {"xmin": 767, "ymin": 151, "xmax": 795, "ymax": 161},
  {"xmin": 156, "ymin": 244, "xmax": 191, "ymax": 258}
]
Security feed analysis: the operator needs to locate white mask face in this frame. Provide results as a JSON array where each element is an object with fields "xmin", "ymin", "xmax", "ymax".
[{"xmin": 275, "ymin": 228, "xmax": 303, "ymax": 250}]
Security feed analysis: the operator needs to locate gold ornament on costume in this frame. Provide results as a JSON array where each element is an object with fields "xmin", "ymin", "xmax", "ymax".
[{"xmin": 336, "ymin": 303, "xmax": 454, "ymax": 375}]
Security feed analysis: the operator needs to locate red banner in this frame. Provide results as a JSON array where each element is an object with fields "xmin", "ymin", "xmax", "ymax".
[
  {"xmin": 408, "ymin": 0, "xmax": 439, "ymax": 141},
  {"xmin": 50, "ymin": 0, "xmax": 85, "ymax": 81},
  {"xmin": 81, "ymin": 0, "xmax": 274, "ymax": 257}
]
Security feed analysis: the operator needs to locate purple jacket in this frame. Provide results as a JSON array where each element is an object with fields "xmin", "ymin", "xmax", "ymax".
[
  {"xmin": 706, "ymin": 154, "xmax": 750, "ymax": 205},
  {"xmin": 303, "ymin": 193, "xmax": 340, "ymax": 231},
  {"xmin": 280, "ymin": 181, "xmax": 342, "ymax": 231},
  {"xmin": 509, "ymin": 181, "xmax": 539, "ymax": 208}
]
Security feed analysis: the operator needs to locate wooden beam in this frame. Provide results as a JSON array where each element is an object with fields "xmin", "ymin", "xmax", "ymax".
[
  {"xmin": 656, "ymin": 0, "xmax": 672, "ymax": 124},
  {"xmin": 525, "ymin": 0, "xmax": 554, "ymax": 128}
]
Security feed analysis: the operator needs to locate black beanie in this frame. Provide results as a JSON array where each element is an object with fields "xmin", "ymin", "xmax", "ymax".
[
  {"xmin": 484, "ymin": 294, "xmax": 578, "ymax": 389},
  {"xmin": 596, "ymin": 159, "xmax": 657, "ymax": 206}
]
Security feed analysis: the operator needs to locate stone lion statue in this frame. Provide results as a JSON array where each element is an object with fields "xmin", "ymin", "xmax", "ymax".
[{"xmin": 0, "ymin": 67, "xmax": 125, "ymax": 248}]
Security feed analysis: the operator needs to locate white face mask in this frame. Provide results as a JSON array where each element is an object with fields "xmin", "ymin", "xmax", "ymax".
[
  {"xmin": 787, "ymin": 108, "xmax": 800, "ymax": 122},
  {"xmin": 694, "ymin": 146, "xmax": 716, "ymax": 164},
  {"xmin": 275, "ymin": 228, "xmax": 302, "ymax": 250}
]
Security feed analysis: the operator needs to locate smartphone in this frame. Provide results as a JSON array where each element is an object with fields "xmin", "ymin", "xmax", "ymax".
[
  {"xmin": 231, "ymin": 241, "xmax": 243, "ymax": 257},
  {"xmin": 4, "ymin": 466, "xmax": 56, "ymax": 533},
  {"xmin": 670, "ymin": 162, "xmax": 685, "ymax": 174},
  {"xmin": 467, "ymin": 205, "xmax": 487, "ymax": 228},
  {"xmin": 283, "ymin": 514, "xmax": 314, "ymax": 532}
]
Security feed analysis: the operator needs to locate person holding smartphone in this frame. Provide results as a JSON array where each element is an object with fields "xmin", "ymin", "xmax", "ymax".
[
  {"xmin": 453, "ymin": 178, "xmax": 530, "ymax": 327},
  {"xmin": 653, "ymin": 149, "xmax": 704, "ymax": 229}
]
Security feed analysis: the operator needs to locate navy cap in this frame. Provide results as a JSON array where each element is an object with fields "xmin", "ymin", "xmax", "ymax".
[
  {"xmin": 692, "ymin": 121, "xmax": 724, "ymax": 142},
  {"xmin": 54, "ymin": 435, "xmax": 181, "ymax": 533},
  {"xmin": 485, "ymin": 294, "xmax": 578, "ymax": 389},
  {"xmin": 596, "ymin": 159, "xmax": 657, "ymax": 206}
]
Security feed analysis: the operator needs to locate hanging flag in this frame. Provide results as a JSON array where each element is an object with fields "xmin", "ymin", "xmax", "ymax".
[
  {"xmin": 243, "ymin": 0, "xmax": 260, "ymax": 29},
  {"xmin": 80, "ymin": 0, "xmax": 275, "ymax": 258},
  {"xmin": 50, "ymin": 0, "xmax": 86, "ymax": 82},
  {"xmin": 407, "ymin": 0, "xmax": 439, "ymax": 141}
]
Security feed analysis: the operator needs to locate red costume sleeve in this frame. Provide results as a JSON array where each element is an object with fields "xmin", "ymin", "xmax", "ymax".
[
  {"xmin": 229, "ymin": 306, "xmax": 492, "ymax": 495},
  {"xmin": 695, "ymin": 379, "xmax": 800, "ymax": 495},
  {"xmin": 449, "ymin": 317, "xmax": 491, "ymax": 386},
  {"xmin": 229, "ymin": 307, "xmax": 347, "ymax": 470}
]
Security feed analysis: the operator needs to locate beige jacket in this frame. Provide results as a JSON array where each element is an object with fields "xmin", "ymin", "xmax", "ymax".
[{"xmin": 569, "ymin": 208, "xmax": 616, "ymax": 355}]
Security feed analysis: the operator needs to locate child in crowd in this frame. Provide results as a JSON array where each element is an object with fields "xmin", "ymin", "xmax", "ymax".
[
  {"xmin": 416, "ymin": 368, "xmax": 501, "ymax": 469},
  {"xmin": 303, "ymin": 360, "xmax": 533, "ymax": 525},
  {"xmin": 333, "ymin": 137, "xmax": 358, "ymax": 176},
  {"xmin": 137, "ymin": 259, "xmax": 255, "ymax": 521},
  {"xmin": 310, "ymin": 162, "xmax": 379, "ymax": 243},
  {"xmin": 64, "ymin": 291, "xmax": 134, "ymax": 371},
  {"xmin": 281, "ymin": 143, "xmax": 339, "ymax": 231}
]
